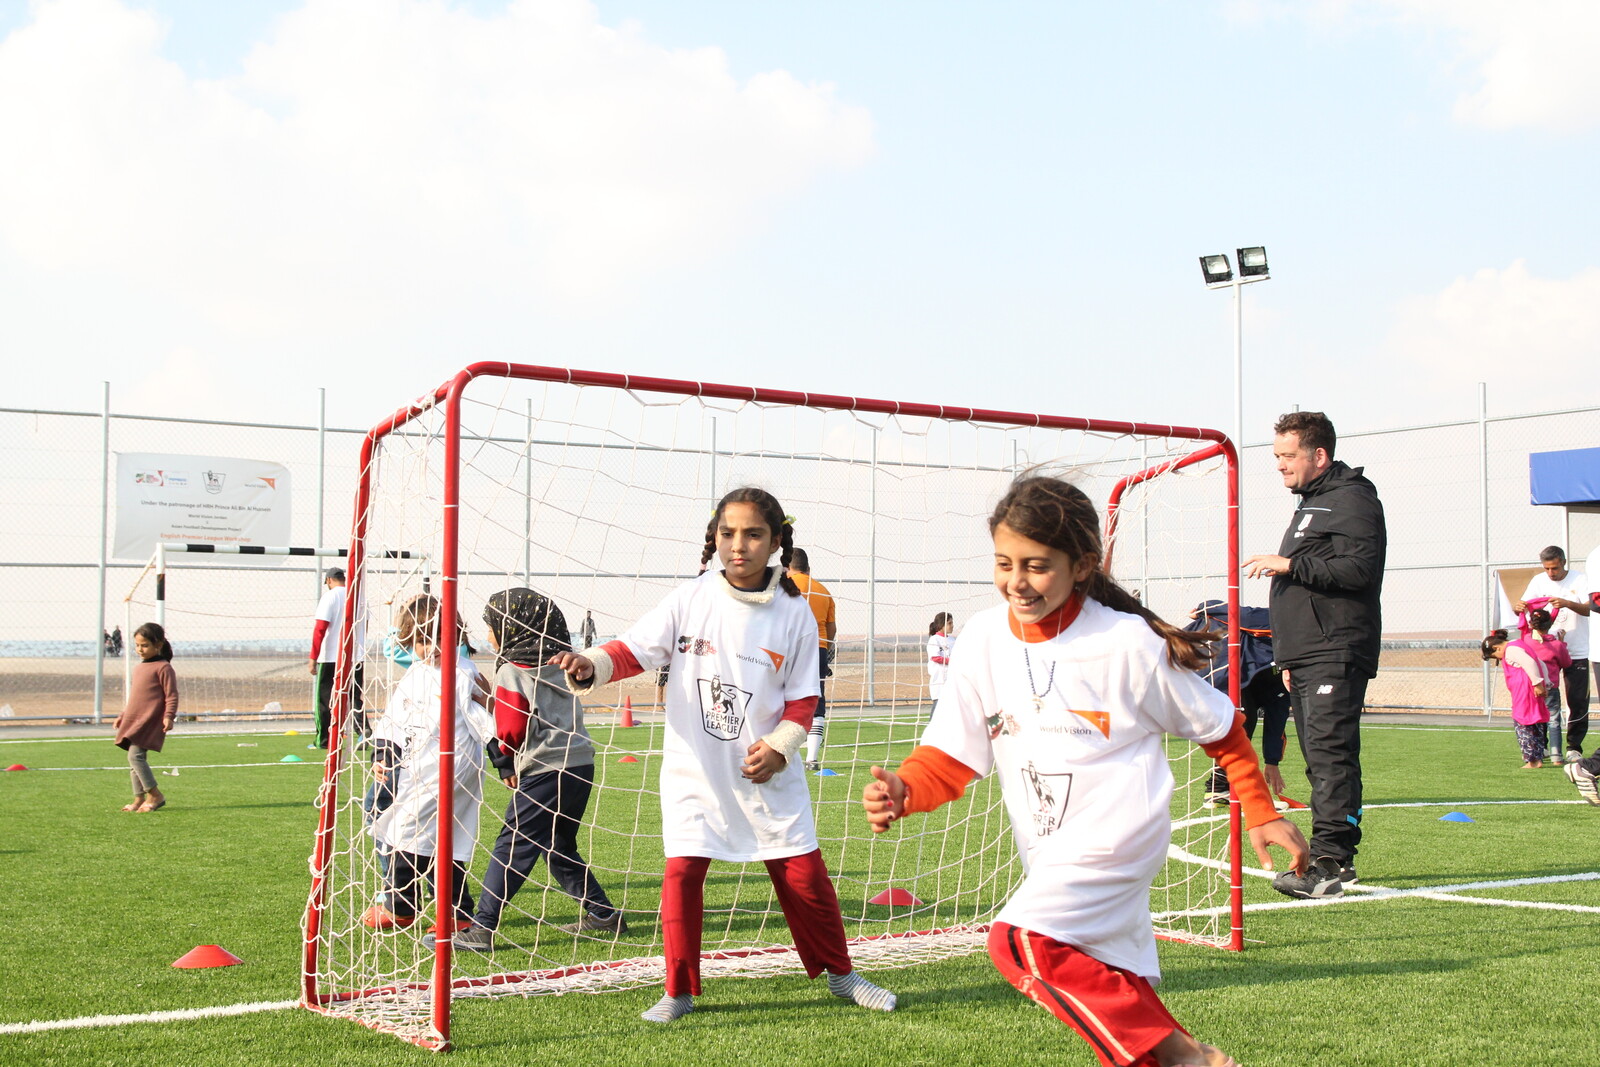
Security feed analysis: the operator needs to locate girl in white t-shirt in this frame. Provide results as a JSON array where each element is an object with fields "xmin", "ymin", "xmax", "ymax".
[
  {"xmin": 553, "ymin": 487, "xmax": 896, "ymax": 1024},
  {"xmin": 364, "ymin": 594, "xmax": 494, "ymax": 933},
  {"xmin": 926, "ymin": 612, "xmax": 955, "ymax": 701},
  {"xmin": 863, "ymin": 476, "xmax": 1308, "ymax": 1067}
]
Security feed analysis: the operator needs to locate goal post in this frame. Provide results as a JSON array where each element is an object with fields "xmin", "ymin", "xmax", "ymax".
[{"xmin": 301, "ymin": 362, "xmax": 1242, "ymax": 1050}]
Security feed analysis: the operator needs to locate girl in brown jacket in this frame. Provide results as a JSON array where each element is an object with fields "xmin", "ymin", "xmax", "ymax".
[{"xmin": 114, "ymin": 622, "xmax": 179, "ymax": 813}]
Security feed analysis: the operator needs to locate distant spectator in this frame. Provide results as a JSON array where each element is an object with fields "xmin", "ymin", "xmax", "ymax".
[
  {"xmin": 926, "ymin": 612, "xmax": 955, "ymax": 703},
  {"xmin": 113, "ymin": 622, "xmax": 178, "ymax": 813},
  {"xmin": 788, "ymin": 546, "xmax": 837, "ymax": 771},
  {"xmin": 310, "ymin": 567, "xmax": 366, "ymax": 748},
  {"xmin": 1512, "ymin": 547, "xmax": 1590, "ymax": 763}
]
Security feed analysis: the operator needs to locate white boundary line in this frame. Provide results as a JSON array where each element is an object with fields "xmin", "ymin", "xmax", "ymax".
[{"xmin": 0, "ymin": 1000, "xmax": 299, "ymax": 1035}]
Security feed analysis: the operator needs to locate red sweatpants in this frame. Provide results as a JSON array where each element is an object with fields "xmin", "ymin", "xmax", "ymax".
[
  {"xmin": 662, "ymin": 850, "xmax": 853, "ymax": 996},
  {"xmin": 988, "ymin": 922, "xmax": 1185, "ymax": 1067}
]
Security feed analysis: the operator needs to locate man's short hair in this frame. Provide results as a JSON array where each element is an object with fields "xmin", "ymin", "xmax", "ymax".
[
  {"xmin": 1273, "ymin": 410, "xmax": 1336, "ymax": 459},
  {"xmin": 789, "ymin": 547, "xmax": 811, "ymax": 574},
  {"xmin": 325, "ymin": 567, "xmax": 346, "ymax": 583},
  {"xmin": 1539, "ymin": 546, "xmax": 1566, "ymax": 564}
]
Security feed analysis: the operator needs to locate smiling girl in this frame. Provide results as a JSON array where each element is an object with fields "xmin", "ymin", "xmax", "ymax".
[
  {"xmin": 862, "ymin": 476, "xmax": 1307, "ymax": 1067},
  {"xmin": 552, "ymin": 486, "xmax": 895, "ymax": 1023}
]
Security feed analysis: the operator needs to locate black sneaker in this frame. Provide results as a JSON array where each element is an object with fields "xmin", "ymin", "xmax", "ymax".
[
  {"xmin": 1272, "ymin": 857, "xmax": 1350, "ymax": 900},
  {"xmin": 1565, "ymin": 760, "xmax": 1600, "ymax": 806},
  {"xmin": 422, "ymin": 924, "xmax": 493, "ymax": 951},
  {"xmin": 558, "ymin": 911, "xmax": 629, "ymax": 936}
]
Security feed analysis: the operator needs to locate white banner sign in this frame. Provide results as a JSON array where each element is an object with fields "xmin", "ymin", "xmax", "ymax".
[{"xmin": 114, "ymin": 452, "xmax": 292, "ymax": 560}]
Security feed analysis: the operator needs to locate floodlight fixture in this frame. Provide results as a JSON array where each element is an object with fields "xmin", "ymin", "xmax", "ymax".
[
  {"xmin": 1237, "ymin": 246, "xmax": 1269, "ymax": 278},
  {"xmin": 1199, "ymin": 254, "xmax": 1233, "ymax": 286}
]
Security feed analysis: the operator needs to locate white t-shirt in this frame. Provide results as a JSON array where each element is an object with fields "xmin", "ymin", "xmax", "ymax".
[
  {"xmin": 616, "ymin": 570, "xmax": 821, "ymax": 862},
  {"xmin": 1522, "ymin": 569, "xmax": 1591, "ymax": 659},
  {"xmin": 927, "ymin": 633, "xmax": 955, "ymax": 696},
  {"xmin": 313, "ymin": 584, "xmax": 367, "ymax": 663},
  {"xmin": 370, "ymin": 661, "xmax": 493, "ymax": 862},
  {"xmin": 922, "ymin": 598, "xmax": 1234, "ymax": 981}
]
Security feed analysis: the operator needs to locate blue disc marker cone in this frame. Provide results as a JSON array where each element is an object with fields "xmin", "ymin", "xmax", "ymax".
[
  {"xmin": 815, "ymin": 768, "xmax": 839, "ymax": 777},
  {"xmin": 1439, "ymin": 811, "xmax": 1474, "ymax": 823}
]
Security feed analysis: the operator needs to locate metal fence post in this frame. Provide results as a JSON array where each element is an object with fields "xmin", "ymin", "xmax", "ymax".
[
  {"xmin": 1479, "ymin": 382, "xmax": 1491, "ymax": 721},
  {"xmin": 93, "ymin": 382, "xmax": 111, "ymax": 724}
]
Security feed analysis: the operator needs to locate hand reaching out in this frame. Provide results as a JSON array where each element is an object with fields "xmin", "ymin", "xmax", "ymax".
[{"xmin": 862, "ymin": 766, "xmax": 907, "ymax": 833}]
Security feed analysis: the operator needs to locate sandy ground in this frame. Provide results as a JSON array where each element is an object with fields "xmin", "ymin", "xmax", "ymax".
[{"xmin": 0, "ymin": 646, "xmax": 1519, "ymax": 728}]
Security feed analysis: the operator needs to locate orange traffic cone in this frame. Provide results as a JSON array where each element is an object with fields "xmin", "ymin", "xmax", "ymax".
[
  {"xmin": 622, "ymin": 696, "xmax": 635, "ymax": 728},
  {"xmin": 173, "ymin": 944, "xmax": 243, "ymax": 968}
]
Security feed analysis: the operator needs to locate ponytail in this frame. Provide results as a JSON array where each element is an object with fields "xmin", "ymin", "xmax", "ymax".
[
  {"xmin": 1481, "ymin": 628, "xmax": 1510, "ymax": 661},
  {"xmin": 1083, "ymin": 572, "xmax": 1216, "ymax": 671}
]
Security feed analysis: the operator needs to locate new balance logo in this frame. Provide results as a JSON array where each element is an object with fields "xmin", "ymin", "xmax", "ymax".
[{"xmin": 1317, "ymin": 684, "xmax": 1334, "ymax": 695}]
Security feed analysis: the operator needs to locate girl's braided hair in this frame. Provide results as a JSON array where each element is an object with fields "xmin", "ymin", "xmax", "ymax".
[{"xmin": 700, "ymin": 487, "xmax": 800, "ymax": 597}]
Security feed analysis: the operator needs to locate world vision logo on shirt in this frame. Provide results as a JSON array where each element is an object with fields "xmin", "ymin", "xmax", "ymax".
[
  {"xmin": 733, "ymin": 649, "xmax": 784, "ymax": 672},
  {"xmin": 761, "ymin": 648, "xmax": 785, "ymax": 672},
  {"xmin": 1066, "ymin": 708, "xmax": 1112, "ymax": 739}
]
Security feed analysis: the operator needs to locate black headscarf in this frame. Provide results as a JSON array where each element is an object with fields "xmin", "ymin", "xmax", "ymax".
[{"xmin": 483, "ymin": 588, "xmax": 572, "ymax": 669}]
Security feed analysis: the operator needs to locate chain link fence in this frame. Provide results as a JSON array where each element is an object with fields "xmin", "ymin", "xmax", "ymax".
[{"xmin": 3, "ymin": 385, "xmax": 1598, "ymax": 724}]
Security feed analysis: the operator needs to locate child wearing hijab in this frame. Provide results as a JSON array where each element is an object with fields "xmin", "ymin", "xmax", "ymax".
[{"xmin": 448, "ymin": 588, "xmax": 625, "ymax": 951}]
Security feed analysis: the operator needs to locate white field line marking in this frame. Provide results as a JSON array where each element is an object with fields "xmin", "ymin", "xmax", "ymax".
[
  {"xmin": 1162, "ymin": 871, "xmax": 1600, "ymax": 920},
  {"xmin": 0, "ymin": 730, "xmax": 297, "ymax": 746},
  {"xmin": 0, "ymin": 999, "xmax": 299, "ymax": 1035},
  {"xmin": 24, "ymin": 762, "xmax": 325, "ymax": 772}
]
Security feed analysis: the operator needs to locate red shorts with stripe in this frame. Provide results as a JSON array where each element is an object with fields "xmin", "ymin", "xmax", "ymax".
[{"xmin": 988, "ymin": 922, "xmax": 1185, "ymax": 1067}]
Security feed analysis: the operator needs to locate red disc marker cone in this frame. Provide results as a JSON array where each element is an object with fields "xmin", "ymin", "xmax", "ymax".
[
  {"xmin": 5, "ymin": 764, "xmax": 27, "ymax": 772},
  {"xmin": 868, "ymin": 888, "xmax": 923, "ymax": 906},
  {"xmin": 618, "ymin": 754, "xmax": 640, "ymax": 763},
  {"xmin": 173, "ymin": 944, "xmax": 243, "ymax": 968}
]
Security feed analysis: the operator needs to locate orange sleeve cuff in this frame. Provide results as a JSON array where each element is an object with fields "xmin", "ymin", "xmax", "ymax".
[
  {"xmin": 1200, "ymin": 714, "xmax": 1281, "ymax": 829},
  {"xmin": 897, "ymin": 745, "xmax": 979, "ymax": 816}
]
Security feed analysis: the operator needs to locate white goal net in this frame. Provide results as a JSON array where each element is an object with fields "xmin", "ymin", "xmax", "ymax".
[{"xmin": 301, "ymin": 364, "xmax": 1242, "ymax": 1049}]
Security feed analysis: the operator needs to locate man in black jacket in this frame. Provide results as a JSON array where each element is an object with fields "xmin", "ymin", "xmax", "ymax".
[{"xmin": 1244, "ymin": 411, "xmax": 1386, "ymax": 900}]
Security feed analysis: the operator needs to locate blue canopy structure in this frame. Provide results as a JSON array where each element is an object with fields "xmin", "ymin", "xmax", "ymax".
[{"xmin": 1530, "ymin": 447, "xmax": 1600, "ymax": 507}]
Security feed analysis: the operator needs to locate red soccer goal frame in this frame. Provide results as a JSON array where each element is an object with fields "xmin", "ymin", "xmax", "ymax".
[{"xmin": 300, "ymin": 362, "xmax": 1243, "ymax": 1050}]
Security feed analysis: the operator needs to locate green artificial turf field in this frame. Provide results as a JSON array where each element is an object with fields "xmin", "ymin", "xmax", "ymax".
[{"xmin": 1, "ymin": 718, "xmax": 1596, "ymax": 1066}]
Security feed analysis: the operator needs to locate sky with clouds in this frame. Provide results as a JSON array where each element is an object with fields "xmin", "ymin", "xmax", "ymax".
[{"xmin": 1, "ymin": 0, "xmax": 1595, "ymax": 439}]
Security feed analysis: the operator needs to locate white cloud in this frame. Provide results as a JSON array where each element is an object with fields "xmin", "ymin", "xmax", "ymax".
[
  {"xmin": 1387, "ymin": 260, "xmax": 1600, "ymax": 403},
  {"xmin": 1229, "ymin": 0, "xmax": 1600, "ymax": 131},
  {"xmin": 0, "ymin": 0, "xmax": 875, "ymax": 342}
]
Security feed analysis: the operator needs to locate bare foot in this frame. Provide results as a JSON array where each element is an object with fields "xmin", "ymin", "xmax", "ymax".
[
  {"xmin": 121, "ymin": 795, "xmax": 145, "ymax": 813},
  {"xmin": 1522, "ymin": 761, "xmax": 1543, "ymax": 770},
  {"xmin": 135, "ymin": 790, "xmax": 167, "ymax": 813}
]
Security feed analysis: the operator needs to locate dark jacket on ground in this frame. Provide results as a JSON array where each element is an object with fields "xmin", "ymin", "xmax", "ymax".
[{"xmin": 1268, "ymin": 460, "xmax": 1386, "ymax": 677}]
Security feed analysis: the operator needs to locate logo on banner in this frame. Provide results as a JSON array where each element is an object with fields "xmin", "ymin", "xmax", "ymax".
[
  {"xmin": 135, "ymin": 471, "xmax": 164, "ymax": 486},
  {"xmin": 204, "ymin": 470, "xmax": 226, "ymax": 495},
  {"xmin": 697, "ymin": 674, "xmax": 749, "ymax": 741}
]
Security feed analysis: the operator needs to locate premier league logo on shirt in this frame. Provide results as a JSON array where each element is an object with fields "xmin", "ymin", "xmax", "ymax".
[
  {"xmin": 697, "ymin": 674, "xmax": 750, "ymax": 741},
  {"xmin": 1022, "ymin": 761, "xmax": 1072, "ymax": 837}
]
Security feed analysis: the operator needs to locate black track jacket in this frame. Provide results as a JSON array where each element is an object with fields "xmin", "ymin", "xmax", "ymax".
[{"xmin": 1267, "ymin": 460, "xmax": 1386, "ymax": 678}]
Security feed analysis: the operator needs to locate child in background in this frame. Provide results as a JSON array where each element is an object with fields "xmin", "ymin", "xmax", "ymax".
[
  {"xmin": 1481, "ymin": 629, "xmax": 1551, "ymax": 769},
  {"xmin": 926, "ymin": 611, "xmax": 955, "ymax": 703},
  {"xmin": 365, "ymin": 594, "xmax": 494, "ymax": 932},
  {"xmin": 1525, "ymin": 609, "xmax": 1572, "ymax": 765},
  {"xmin": 113, "ymin": 622, "xmax": 179, "ymax": 813},
  {"xmin": 450, "ymin": 587, "xmax": 624, "ymax": 951},
  {"xmin": 862, "ymin": 476, "xmax": 1307, "ymax": 1067},
  {"xmin": 553, "ymin": 486, "xmax": 896, "ymax": 1023}
]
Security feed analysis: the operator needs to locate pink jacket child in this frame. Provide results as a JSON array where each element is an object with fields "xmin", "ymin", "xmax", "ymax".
[{"xmin": 1494, "ymin": 637, "xmax": 1550, "ymax": 725}]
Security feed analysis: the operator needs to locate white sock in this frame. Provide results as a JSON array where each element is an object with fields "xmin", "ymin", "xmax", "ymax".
[
  {"xmin": 641, "ymin": 994, "xmax": 694, "ymax": 1023},
  {"xmin": 806, "ymin": 734, "xmax": 822, "ymax": 763},
  {"xmin": 827, "ymin": 970, "xmax": 896, "ymax": 1012}
]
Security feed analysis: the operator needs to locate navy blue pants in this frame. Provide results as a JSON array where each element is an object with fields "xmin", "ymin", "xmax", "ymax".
[
  {"xmin": 388, "ymin": 851, "xmax": 474, "ymax": 926},
  {"xmin": 1289, "ymin": 662, "xmax": 1369, "ymax": 865},
  {"xmin": 475, "ymin": 764, "xmax": 618, "ymax": 930}
]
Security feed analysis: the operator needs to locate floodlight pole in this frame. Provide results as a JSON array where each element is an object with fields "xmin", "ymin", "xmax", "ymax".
[{"xmin": 1206, "ymin": 271, "xmax": 1269, "ymax": 560}]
